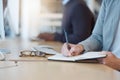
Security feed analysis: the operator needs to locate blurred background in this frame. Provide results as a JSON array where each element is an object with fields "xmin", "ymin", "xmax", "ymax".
[{"xmin": 1, "ymin": 0, "xmax": 102, "ymax": 39}]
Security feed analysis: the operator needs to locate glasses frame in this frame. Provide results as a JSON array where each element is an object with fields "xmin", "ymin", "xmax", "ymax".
[{"xmin": 19, "ymin": 50, "xmax": 46, "ymax": 57}]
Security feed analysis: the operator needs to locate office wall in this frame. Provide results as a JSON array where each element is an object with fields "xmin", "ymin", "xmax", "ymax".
[
  {"xmin": 0, "ymin": 0, "xmax": 5, "ymax": 39},
  {"xmin": 85, "ymin": 0, "xmax": 102, "ymax": 19},
  {"xmin": 20, "ymin": 0, "xmax": 41, "ymax": 39},
  {"xmin": 20, "ymin": 0, "xmax": 62, "ymax": 39},
  {"xmin": 7, "ymin": 0, "xmax": 19, "ymax": 35},
  {"xmin": 2, "ymin": 0, "xmax": 19, "ymax": 38},
  {"xmin": 40, "ymin": 0, "xmax": 62, "ymax": 13}
]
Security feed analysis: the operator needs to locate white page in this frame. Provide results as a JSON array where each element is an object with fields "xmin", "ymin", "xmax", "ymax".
[{"xmin": 48, "ymin": 52, "xmax": 106, "ymax": 61}]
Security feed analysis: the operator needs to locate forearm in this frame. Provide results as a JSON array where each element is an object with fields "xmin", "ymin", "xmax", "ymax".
[
  {"xmin": 103, "ymin": 53, "xmax": 120, "ymax": 71},
  {"xmin": 79, "ymin": 0, "xmax": 106, "ymax": 52},
  {"xmin": 115, "ymin": 58, "xmax": 120, "ymax": 71},
  {"xmin": 79, "ymin": 34, "xmax": 103, "ymax": 52},
  {"xmin": 76, "ymin": 44, "xmax": 85, "ymax": 54}
]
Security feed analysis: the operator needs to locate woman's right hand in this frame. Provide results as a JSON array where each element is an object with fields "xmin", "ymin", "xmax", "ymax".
[{"xmin": 61, "ymin": 43, "xmax": 85, "ymax": 57}]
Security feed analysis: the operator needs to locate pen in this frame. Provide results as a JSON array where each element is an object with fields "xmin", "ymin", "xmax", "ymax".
[{"xmin": 64, "ymin": 29, "xmax": 71, "ymax": 50}]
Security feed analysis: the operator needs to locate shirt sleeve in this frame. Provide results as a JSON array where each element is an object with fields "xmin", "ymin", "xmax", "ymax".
[{"xmin": 79, "ymin": 0, "xmax": 106, "ymax": 51}]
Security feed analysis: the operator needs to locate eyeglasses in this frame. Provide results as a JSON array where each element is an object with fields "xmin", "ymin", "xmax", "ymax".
[{"xmin": 19, "ymin": 50, "xmax": 46, "ymax": 57}]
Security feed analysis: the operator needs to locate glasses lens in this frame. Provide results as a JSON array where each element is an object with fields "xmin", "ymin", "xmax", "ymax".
[
  {"xmin": 35, "ymin": 51, "xmax": 46, "ymax": 57},
  {"xmin": 19, "ymin": 50, "xmax": 32, "ymax": 57}
]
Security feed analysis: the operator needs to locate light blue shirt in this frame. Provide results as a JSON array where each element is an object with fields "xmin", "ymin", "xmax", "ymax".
[
  {"xmin": 79, "ymin": 0, "xmax": 120, "ymax": 58},
  {"xmin": 110, "ymin": 21, "xmax": 120, "ymax": 58},
  {"xmin": 62, "ymin": 0, "xmax": 70, "ymax": 5}
]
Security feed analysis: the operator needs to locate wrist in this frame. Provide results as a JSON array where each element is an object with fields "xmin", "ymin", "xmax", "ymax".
[
  {"xmin": 76, "ymin": 44, "xmax": 85, "ymax": 53},
  {"xmin": 116, "ymin": 58, "xmax": 120, "ymax": 70}
]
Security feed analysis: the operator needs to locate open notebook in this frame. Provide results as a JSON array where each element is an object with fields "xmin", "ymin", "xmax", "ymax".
[{"xmin": 48, "ymin": 52, "xmax": 106, "ymax": 62}]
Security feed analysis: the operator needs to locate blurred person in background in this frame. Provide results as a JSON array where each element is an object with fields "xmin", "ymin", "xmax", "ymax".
[
  {"xmin": 85, "ymin": 0, "xmax": 102, "ymax": 20},
  {"xmin": 37, "ymin": 0, "xmax": 95, "ymax": 44}
]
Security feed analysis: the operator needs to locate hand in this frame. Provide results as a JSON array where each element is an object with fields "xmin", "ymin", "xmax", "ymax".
[
  {"xmin": 37, "ymin": 33, "xmax": 55, "ymax": 41},
  {"xmin": 61, "ymin": 43, "xmax": 84, "ymax": 57},
  {"xmin": 98, "ymin": 52, "xmax": 120, "ymax": 70}
]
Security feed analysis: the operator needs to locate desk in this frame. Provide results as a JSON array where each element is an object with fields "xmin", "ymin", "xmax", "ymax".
[{"xmin": 0, "ymin": 38, "xmax": 120, "ymax": 80}]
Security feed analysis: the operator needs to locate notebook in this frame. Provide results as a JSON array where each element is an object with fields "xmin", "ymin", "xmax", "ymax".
[{"xmin": 48, "ymin": 52, "xmax": 106, "ymax": 62}]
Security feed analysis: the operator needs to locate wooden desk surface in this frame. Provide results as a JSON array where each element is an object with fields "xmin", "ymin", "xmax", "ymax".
[{"xmin": 0, "ymin": 38, "xmax": 120, "ymax": 80}]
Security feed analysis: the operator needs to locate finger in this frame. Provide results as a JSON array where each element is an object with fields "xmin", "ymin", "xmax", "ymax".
[
  {"xmin": 61, "ymin": 44, "xmax": 71, "ymax": 57},
  {"xmin": 101, "ymin": 51, "xmax": 112, "ymax": 55},
  {"xmin": 67, "ymin": 43, "xmax": 75, "ymax": 47},
  {"xmin": 105, "ymin": 52, "xmax": 113, "ymax": 56},
  {"xmin": 63, "ymin": 51, "xmax": 72, "ymax": 57},
  {"xmin": 101, "ymin": 51, "xmax": 108, "ymax": 54},
  {"xmin": 63, "ymin": 53, "xmax": 69, "ymax": 57},
  {"xmin": 71, "ymin": 52, "xmax": 76, "ymax": 56},
  {"xmin": 100, "ymin": 51, "xmax": 114, "ymax": 58},
  {"xmin": 62, "ymin": 49, "xmax": 70, "ymax": 57},
  {"xmin": 69, "ymin": 47, "xmax": 79, "ymax": 56},
  {"xmin": 102, "ymin": 59, "xmax": 106, "ymax": 64},
  {"xmin": 97, "ymin": 58, "xmax": 104, "ymax": 64}
]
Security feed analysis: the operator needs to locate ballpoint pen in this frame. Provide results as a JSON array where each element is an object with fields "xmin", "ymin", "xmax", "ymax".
[{"xmin": 64, "ymin": 29, "xmax": 71, "ymax": 50}]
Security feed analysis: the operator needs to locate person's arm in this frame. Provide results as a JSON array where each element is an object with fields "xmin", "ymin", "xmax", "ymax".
[
  {"xmin": 79, "ymin": 0, "xmax": 107, "ymax": 52},
  {"xmin": 100, "ymin": 52, "xmax": 120, "ymax": 71},
  {"xmin": 37, "ymin": 33, "xmax": 55, "ymax": 41},
  {"xmin": 55, "ymin": 2, "xmax": 94, "ymax": 44}
]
